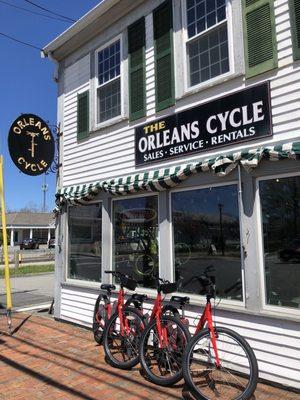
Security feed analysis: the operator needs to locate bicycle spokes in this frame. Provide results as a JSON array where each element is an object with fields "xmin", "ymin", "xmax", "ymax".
[
  {"xmin": 143, "ymin": 320, "xmax": 187, "ymax": 379},
  {"xmin": 189, "ymin": 331, "xmax": 253, "ymax": 399},
  {"xmin": 106, "ymin": 313, "xmax": 142, "ymax": 364}
]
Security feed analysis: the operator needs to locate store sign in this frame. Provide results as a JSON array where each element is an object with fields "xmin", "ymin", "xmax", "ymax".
[
  {"xmin": 135, "ymin": 82, "xmax": 272, "ymax": 166},
  {"xmin": 8, "ymin": 114, "xmax": 55, "ymax": 176}
]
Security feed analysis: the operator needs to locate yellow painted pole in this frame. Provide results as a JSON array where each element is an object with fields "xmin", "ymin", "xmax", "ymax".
[{"xmin": 0, "ymin": 155, "xmax": 13, "ymax": 334}]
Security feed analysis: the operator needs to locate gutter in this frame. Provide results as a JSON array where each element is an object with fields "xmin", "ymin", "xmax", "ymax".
[{"xmin": 42, "ymin": 0, "xmax": 120, "ymax": 57}]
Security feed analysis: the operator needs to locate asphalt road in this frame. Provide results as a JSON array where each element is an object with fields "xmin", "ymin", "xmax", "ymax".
[{"xmin": 0, "ymin": 273, "xmax": 54, "ymax": 311}]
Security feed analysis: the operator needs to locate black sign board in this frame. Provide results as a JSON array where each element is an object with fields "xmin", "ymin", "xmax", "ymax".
[
  {"xmin": 8, "ymin": 114, "xmax": 55, "ymax": 176},
  {"xmin": 135, "ymin": 82, "xmax": 272, "ymax": 166}
]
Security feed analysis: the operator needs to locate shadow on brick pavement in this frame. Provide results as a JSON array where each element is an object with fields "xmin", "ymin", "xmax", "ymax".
[{"xmin": 0, "ymin": 312, "xmax": 299, "ymax": 400}]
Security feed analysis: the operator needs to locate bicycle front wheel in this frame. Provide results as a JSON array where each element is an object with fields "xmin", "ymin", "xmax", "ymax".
[
  {"xmin": 103, "ymin": 307, "xmax": 145, "ymax": 369},
  {"xmin": 183, "ymin": 327, "xmax": 258, "ymax": 400},
  {"xmin": 139, "ymin": 315, "xmax": 191, "ymax": 386}
]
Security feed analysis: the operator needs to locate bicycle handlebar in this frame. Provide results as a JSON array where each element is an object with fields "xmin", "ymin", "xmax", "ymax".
[{"xmin": 104, "ymin": 270, "xmax": 137, "ymax": 290}]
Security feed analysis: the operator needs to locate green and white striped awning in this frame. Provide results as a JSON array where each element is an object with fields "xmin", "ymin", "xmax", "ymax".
[{"xmin": 55, "ymin": 141, "xmax": 300, "ymax": 209}]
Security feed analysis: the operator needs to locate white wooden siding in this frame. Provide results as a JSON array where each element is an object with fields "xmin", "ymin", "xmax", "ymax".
[
  {"xmin": 60, "ymin": 285, "xmax": 300, "ymax": 389},
  {"xmin": 61, "ymin": 0, "xmax": 300, "ymax": 188}
]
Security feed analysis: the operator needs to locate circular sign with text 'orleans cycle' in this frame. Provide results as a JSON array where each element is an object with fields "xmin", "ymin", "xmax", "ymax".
[{"xmin": 8, "ymin": 114, "xmax": 55, "ymax": 176}]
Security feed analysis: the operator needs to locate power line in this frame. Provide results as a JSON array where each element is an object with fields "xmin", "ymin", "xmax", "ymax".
[
  {"xmin": 0, "ymin": 0, "xmax": 72, "ymax": 23},
  {"xmin": 0, "ymin": 32, "xmax": 41, "ymax": 51},
  {"xmin": 23, "ymin": 0, "xmax": 76, "ymax": 23}
]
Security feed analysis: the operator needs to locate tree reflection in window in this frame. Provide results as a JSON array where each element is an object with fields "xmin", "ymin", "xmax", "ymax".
[
  {"xmin": 172, "ymin": 185, "xmax": 242, "ymax": 300},
  {"xmin": 260, "ymin": 176, "xmax": 300, "ymax": 308},
  {"xmin": 68, "ymin": 204, "xmax": 102, "ymax": 282},
  {"xmin": 113, "ymin": 196, "xmax": 159, "ymax": 288}
]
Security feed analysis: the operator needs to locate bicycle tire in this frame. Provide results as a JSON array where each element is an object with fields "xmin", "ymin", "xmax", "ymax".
[
  {"xmin": 183, "ymin": 327, "xmax": 258, "ymax": 400},
  {"xmin": 139, "ymin": 315, "xmax": 191, "ymax": 386},
  {"xmin": 92, "ymin": 294, "xmax": 109, "ymax": 345},
  {"xmin": 103, "ymin": 307, "xmax": 146, "ymax": 370},
  {"xmin": 134, "ymin": 254, "xmax": 156, "ymax": 277}
]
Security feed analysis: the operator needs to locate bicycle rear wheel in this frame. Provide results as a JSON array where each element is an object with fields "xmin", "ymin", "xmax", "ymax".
[
  {"xmin": 139, "ymin": 315, "xmax": 191, "ymax": 386},
  {"xmin": 92, "ymin": 295, "xmax": 108, "ymax": 345},
  {"xmin": 183, "ymin": 327, "xmax": 258, "ymax": 400},
  {"xmin": 103, "ymin": 307, "xmax": 145, "ymax": 369}
]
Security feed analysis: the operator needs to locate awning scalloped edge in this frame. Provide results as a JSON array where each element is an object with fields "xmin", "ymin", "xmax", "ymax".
[{"xmin": 55, "ymin": 141, "xmax": 300, "ymax": 212}]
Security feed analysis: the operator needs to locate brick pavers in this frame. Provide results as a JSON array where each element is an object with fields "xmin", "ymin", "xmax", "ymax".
[{"xmin": 0, "ymin": 312, "xmax": 299, "ymax": 400}]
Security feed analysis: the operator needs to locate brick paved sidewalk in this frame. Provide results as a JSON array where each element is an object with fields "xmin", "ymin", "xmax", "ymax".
[{"xmin": 0, "ymin": 312, "xmax": 299, "ymax": 400}]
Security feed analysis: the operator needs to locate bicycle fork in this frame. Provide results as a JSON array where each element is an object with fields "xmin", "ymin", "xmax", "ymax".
[
  {"xmin": 197, "ymin": 303, "xmax": 221, "ymax": 369},
  {"xmin": 155, "ymin": 312, "xmax": 169, "ymax": 348}
]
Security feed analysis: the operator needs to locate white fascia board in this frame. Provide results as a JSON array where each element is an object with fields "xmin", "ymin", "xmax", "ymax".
[{"xmin": 42, "ymin": 0, "xmax": 120, "ymax": 58}]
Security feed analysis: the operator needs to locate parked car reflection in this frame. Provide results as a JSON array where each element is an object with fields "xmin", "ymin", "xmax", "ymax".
[
  {"xmin": 20, "ymin": 238, "xmax": 40, "ymax": 250},
  {"xmin": 278, "ymin": 239, "xmax": 300, "ymax": 262}
]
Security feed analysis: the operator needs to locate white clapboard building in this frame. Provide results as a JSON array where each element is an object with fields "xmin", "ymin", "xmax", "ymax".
[{"xmin": 43, "ymin": 0, "xmax": 300, "ymax": 390}]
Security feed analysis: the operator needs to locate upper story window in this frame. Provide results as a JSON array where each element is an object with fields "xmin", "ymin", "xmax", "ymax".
[
  {"xmin": 186, "ymin": 0, "xmax": 229, "ymax": 87},
  {"xmin": 96, "ymin": 39, "xmax": 121, "ymax": 124}
]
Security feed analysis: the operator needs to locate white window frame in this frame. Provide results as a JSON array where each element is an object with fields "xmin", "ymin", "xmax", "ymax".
[
  {"xmin": 255, "ymin": 171, "xmax": 300, "ymax": 318},
  {"xmin": 169, "ymin": 180, "xmax": 246, "ymax": 308},
  {"xmin": 181, "ymin": 0, "xmax": 239, "ymax": 95},
  {"xmin": 110, "ymin": 192, "xmax": 160, "ymax": 294},
  {"xmin": 65, "ymin": 201, "xmax": 103, "ymax": 287},
  {"xmin": 94, "ymin": 34, "xmax": 124, "ymax": 129}
]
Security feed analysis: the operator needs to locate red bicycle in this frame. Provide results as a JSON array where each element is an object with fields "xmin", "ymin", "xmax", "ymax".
[
  {"xmin": 92, "ymin": 273, "xmax": 146, "ymax": 344},
  {"xmin": 182, "ymin": 267, "xmax": 258, "ymax": 400},
  {"xmin": 102, "ymin": 270, "xmax": 147, "ymax": 369},
  {"xmin": 139, "ymin": 278, "xmax": 191, "ymax": 386}
]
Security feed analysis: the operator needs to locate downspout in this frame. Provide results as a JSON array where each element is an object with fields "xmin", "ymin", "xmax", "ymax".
[
  {"xmin": 41, "ymin": 49, "xmax": 63, "ymax": 319},
  {"xmin": 238, "ymin": 164, "xmax": 247, "ymax": 301}
]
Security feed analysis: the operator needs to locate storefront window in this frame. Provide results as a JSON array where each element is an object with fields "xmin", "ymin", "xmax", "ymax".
[
  {"xmin": 172, "ymin": 185, "xmax": 242, "ymax": 300},
  {"xmin": 113, "ymin": 196, "xmax": 159, "ymax": 288},
  {"xmin": 68, "ymin": 204, "xmax": 102, "ymax": 281},
  {"xmin": 260, "ymin": 176, "xmax": 300, "ymax": 309}
]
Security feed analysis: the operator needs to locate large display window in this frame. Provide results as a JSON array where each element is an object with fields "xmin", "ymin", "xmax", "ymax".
[
  {"xmin": 171, "ymin": 184, "xmax": 242, "ymax": 300},
  {"xmin": 113, "ymin": 195, "xmax": 159, "ymax": 288},
  {"xmin": 259, "ymin": 175, "xmax": 300, "ymax": 309},
  {"xmin": 67, "ymin": 203, "xmax": 102, "ymax": 282}
]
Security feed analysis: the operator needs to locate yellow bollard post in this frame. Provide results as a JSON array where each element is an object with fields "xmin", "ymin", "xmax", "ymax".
[{"xmin": 0, "ymin": 156, "xmax": 13, "ymax": 334}]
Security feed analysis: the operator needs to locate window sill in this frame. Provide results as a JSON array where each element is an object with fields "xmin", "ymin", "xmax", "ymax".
[
  {"xmin": 177, "ymin": 70, "xmax": 244, "ymax": 102},
  {"xmin": 60, "ymin": 281, "xmax": 300, "ymax": 322},
  {"xmin": 90, "ymin": 115, "xmax": 128, "ymax": 133},
  {"xmin": 63, "ymin": 279, "xmax": 101, "ymax": 290}
]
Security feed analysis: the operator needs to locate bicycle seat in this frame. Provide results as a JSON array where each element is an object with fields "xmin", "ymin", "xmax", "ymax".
[
  {"xmin": 100, "ymin": 284, "xmax": 116, "ymax": 291},
  {"xmin": 131, "ymin": 294, "xmax": 148, "ymax": 302},
  {"xmin": 170, "ymin": 296, "xmax": 190, "ymax": 305}
]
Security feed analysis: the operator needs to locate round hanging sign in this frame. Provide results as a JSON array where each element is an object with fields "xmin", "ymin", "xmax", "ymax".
[{"xmin": 8, "ymin": 114, "xmax": 55, "ymax": 176}]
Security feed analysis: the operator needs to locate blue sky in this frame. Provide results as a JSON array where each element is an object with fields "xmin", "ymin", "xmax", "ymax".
[{"xmin": 0, "ymin": 0, "xmax": 100, "ymax": 211}]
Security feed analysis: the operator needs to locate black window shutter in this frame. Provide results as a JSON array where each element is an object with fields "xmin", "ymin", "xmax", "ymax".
[
  {"xmin": 153, "ymin": 0, "xmax": 175, "ymax": 112},
  {"xmin": 128, "ymin": 18, "xmax": 146, "ymax": 121},
  {"xmin": 243, "ymin": 0, "xmax": 278, "ymax": 78},
  {"xmin": 289, "ymin": 0, "xmax": 300, "ymax": 60},
  {"xmin": 77, "ymin": 91, "xmax": 89, "ymax": 140}
]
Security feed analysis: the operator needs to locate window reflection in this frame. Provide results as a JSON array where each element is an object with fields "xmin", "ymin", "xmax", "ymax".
[
  {"xmin": 172, "ymin": 185, "xmax": 242, "ymax": 300},
  {"xmin": 260, "ymin": 176, "xmax": 300, "ymax": 308},
  {"xmin": 113, "ymin": 196, "xmax": 159, "ymax": 288},
  {"xmin": 68, "ymin": 204, "xmax": 102, "ymax": 281}
]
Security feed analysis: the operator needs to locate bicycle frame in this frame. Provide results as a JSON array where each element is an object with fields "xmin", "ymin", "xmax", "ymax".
[
  {"xmin": 149, "ymin": 291, "xmax": 169, "ymax": 348},
  {"xmin": 194, "ymin": 296, "xmax": 221, "ymax": 368},
  {"xmin": 116, "ymin": 286, "xmax": 131, "ymax": 337}
]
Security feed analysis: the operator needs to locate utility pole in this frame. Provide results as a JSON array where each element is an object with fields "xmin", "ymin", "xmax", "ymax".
[
  {"xmin": 218, "ymin": 203, "xmax": 225, "ymax": 256},
  {"xmin": 42, "ymin": 173, "xmax": 48, "ymax": 212}
]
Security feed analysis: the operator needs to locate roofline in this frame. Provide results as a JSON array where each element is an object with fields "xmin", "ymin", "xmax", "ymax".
[{"xmin": 42, "ymin": 0, "xmax": 120, "ymax": 58}]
